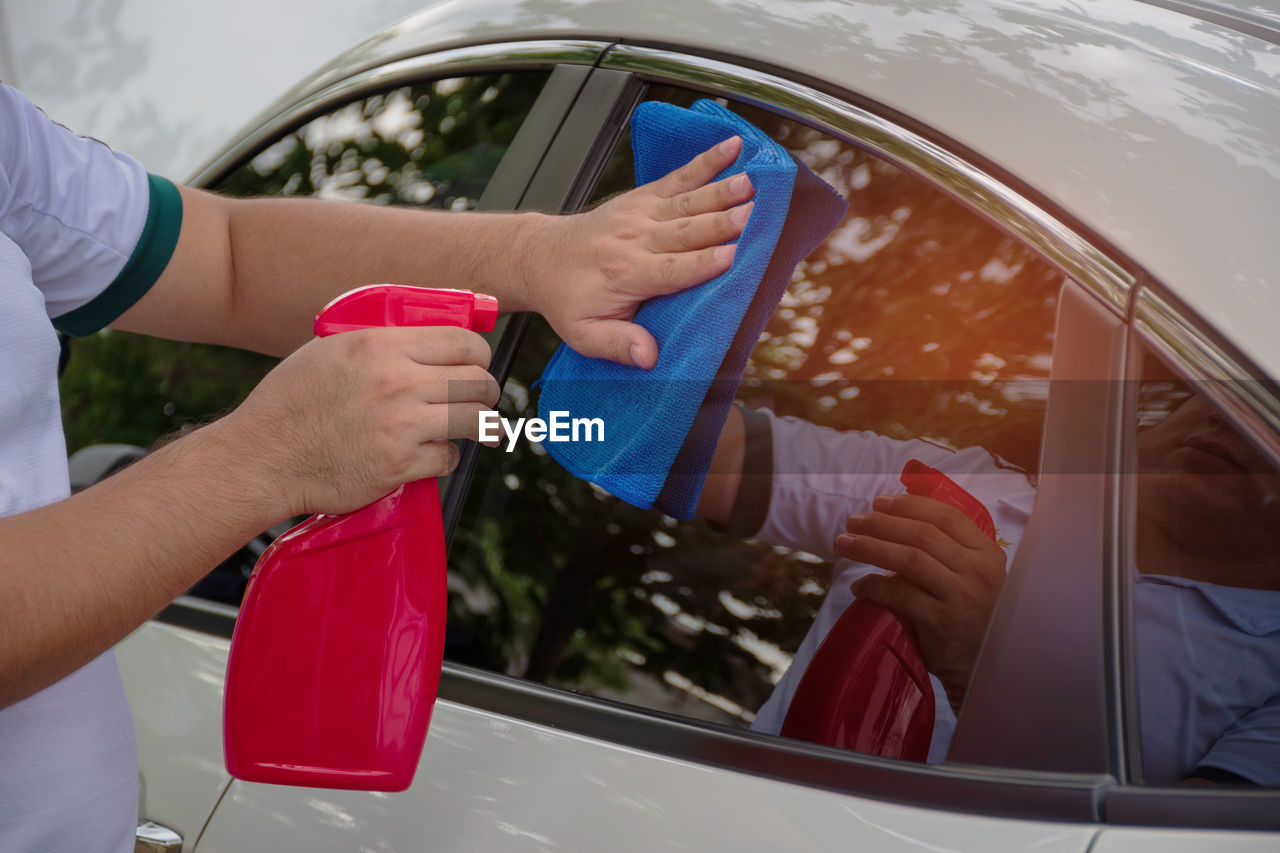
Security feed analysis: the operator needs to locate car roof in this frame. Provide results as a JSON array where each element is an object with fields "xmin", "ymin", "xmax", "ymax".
[{"xmin": 7, "ymin": 0, "xmax": 1280, "ymax": 377}]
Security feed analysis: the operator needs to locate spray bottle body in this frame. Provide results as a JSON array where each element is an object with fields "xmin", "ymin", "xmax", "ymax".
[{"xmin": 223, "ymin": 285, "xmax": 497, "ymax": 791}]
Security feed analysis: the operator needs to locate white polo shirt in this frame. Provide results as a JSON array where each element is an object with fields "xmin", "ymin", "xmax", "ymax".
[{"xmin": 1, "ymin": 84, "xmax": 181, "ymax": 853}]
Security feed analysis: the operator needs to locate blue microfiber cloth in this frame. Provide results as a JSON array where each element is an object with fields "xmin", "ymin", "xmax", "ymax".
[{"xmin": 536, "ymin": 99, "xmax": 848, "ymax": 518}]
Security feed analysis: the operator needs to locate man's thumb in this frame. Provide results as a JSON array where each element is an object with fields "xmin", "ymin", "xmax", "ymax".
[{"xmin": 568, "ymin": 320, "xmax": 658, "ymax": 369}]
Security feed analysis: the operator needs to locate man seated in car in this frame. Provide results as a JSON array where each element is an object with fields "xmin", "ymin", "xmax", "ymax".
[{"xmin": 695, "ymin": 382, "xmax": 1280, "ymax": 785}]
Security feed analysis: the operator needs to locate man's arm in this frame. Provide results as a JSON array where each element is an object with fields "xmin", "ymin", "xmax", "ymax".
[
  {"xmin": 0, "ymin": 324, "xmax": 499, "ymax": 709},
  {"xmin": 111, "ymin": 137, "xmax": 753, "ymax": 367},
  {"xmin": 697, "ymin": 404, "xmax": 746, "ymax": 525},
  {"xmin": 1, "ymin": 131, "xmax": 749, "ymax": 710}
]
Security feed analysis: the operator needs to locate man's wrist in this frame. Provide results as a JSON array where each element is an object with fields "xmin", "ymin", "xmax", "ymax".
[
  {"xmin": 175, "ymin": 419, "xmax": 296, "ymax": 530},
  {"xmin": 506, "ymin": 211, "xmax": 557, "ymax": 315}
]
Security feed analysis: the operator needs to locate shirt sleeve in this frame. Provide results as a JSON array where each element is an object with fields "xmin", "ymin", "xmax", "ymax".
[
  {"xmin": 743, "ymin": 408, "xmax": 1032, "ymax": 561},
  {"xmin": 0, "ymin": 84, "xmax": 182, "ymax": 334},
  {"xmin": 1195, "ymin": 696, "xmax": 1280, "ymax": 786}
]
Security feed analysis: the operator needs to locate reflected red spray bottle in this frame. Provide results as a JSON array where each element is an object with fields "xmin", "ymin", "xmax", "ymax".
[
  {"xmin": 223, "ymin": 284, "xmax": 498, "ymax": 791},
  {"xmin": 779, "ymin": 459, "xmax": 997, "ymax": 760}
]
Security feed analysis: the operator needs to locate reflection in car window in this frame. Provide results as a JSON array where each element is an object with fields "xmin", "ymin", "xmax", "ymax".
[
  {"xmin": 218, "ymin": 75, "xmax": 544, "ymax": 209},
  {"xmin": 1129, "ymin": 350, "xmax": 1280, "ymax": 786},
  {"xmin": 58, "ymin": 71, "xmax": 550, "ymax": 606},
  {"xmin": 446, "ymin": 88, "xmax": 1066, "ymax": 759}
]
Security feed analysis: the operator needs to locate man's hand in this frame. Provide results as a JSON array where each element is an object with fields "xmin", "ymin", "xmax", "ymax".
[
  {"xmin": 522, "ymin": 136, "xmax": 754, "ymax": 368},
  {"xmin": 835, "ymin": 493, "xmax": 1008, "ymax": 712},
  {"xmin": 216, "ymin": 325, "xmax": 500, "ymax": 518}
]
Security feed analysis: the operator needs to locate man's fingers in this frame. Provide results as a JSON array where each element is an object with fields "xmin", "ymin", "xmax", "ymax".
[
  {"xmin": 654, "ymin": 173, "xmax": 754, "ymax": 222},
  {"xmin": 648, "ymin": 136, "xmax": 743, "ymax": 197},
  {"xmin": 649, "ymin": 202, "xmax": 753, "ymax": 253},
  {"xmin": 873, "ymin": 493, "xmax": 999, "ymax": 553},
  {"xmin": 564, "ymin": 318, "xmax": 660, "ymax": 369},
  {"xmin": 834, "ymin": 530, "xmax": 950, "ymax": 599},
  {"xmin": 412, "ymin": 439, "xmax": 462, "ymax": 479},
  {"xmin": 843, "ymin": 509, "xmax": 969, "ymax": 579},
  {"xmin": 423, "ymin": 363, "xmax": 501, "ymax": 407},
  {"xmin": 381, "ymin": 325, "xmax": 492, "ymax": 368},
  {"xmin": 849, "ymin": 574, "xmax": 935, "ymax": 624},
  {"xmin": 635, "ymin": 244, "xmax": 737, "ymax": 299},
  {"xmin": 436, "ymin": 401, "xmax": 500, "ymax": 443}
]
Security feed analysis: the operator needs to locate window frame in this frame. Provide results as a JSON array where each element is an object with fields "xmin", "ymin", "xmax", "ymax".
[{"xmin": 185, "ymin": 40, "xmax": 605, "ymax": 188}]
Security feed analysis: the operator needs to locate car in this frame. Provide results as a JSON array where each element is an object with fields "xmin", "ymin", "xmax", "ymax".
[{"xmin": 11, "ymin": 0, "xmax": 1280, "ymax": 849}]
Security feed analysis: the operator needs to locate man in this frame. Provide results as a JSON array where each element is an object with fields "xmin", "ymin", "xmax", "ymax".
[
  {"xmin": 698, "ymin": 385, "xmax": 1280, "ymax": 783},
  {"xmin": 0, "ymin": 82, "xmax": 753, "ymax": 851}
]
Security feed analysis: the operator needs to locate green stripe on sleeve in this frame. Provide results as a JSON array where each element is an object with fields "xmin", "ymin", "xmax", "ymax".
[{"xmin": 54, "ymin": 173, "xmax": 183, "ymax": 336}]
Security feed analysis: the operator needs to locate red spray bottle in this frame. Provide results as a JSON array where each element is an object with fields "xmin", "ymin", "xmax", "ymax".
[
  {"xmin": 779, "ymin": 459, "xmax": 997, "ymax": 760},
  {"xmin": 223, "ymin": 284, "xmax": 498, "ymax": 791}
]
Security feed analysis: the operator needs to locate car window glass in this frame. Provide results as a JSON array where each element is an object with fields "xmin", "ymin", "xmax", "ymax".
[
  {"xmin": 1128, "ymin": 348, "xmax": 1280, "ymax": 787},
  {"xmin": 59, "ymin": 71, "xmax": 551, "ymax": 606},
  {"xmin": 446, "ymin": 87, "xmax": 1067, "ymax": 763}
]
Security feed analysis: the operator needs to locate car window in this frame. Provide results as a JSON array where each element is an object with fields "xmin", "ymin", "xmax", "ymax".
[
  {"xmin": 59, "ymin": 71, "xmax": 551, "ymax": 606},
  {"xmin": 1127, "ymin": 346, "xmax": 1280, "ymax": 787},
  {"xmin": 446, "ymin": 88, "xmax": 1068, "ymax": 762}
]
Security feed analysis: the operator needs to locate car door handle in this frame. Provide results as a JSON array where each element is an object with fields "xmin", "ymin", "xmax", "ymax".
[{"xmin": 135, "ymin": 820, "xmax": 183, "ymax": 853}]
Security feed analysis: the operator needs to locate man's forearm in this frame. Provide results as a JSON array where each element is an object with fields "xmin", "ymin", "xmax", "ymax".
[
  {"xmin": 697, "ymin": 404, "xmax": 746, "ymax": 525},
  {"xmin": 113, "ymin": 187, "xmax": 550, "ymax": 356},
  {"xmin": 0, "ymin": 423, "xmax": 286, "ymax": 709},
  {"xmin": 219, "ymin": 196, "xmax": 551, "ymax": 354},
  {"xmin": 111, "ymin": 138, "xmax": 750, "ymax": 367}
]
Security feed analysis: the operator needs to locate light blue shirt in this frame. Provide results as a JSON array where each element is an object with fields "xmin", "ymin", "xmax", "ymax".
[{"xmin": 1134, "ymin": 575, "xmax": 1280, "ymax": 785}]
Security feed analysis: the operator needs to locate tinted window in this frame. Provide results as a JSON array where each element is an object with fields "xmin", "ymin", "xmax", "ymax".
[
  {"xmin": 1128, "ymin": 348, "xmax": 1280, "ymax": 786},
  {"xmin": 60, "ymin": 71, "xmax": 550, "ymax": 605},
  {"xmin": 447, "ymin": 89, "xmax": 1065, "ymax": 759}
]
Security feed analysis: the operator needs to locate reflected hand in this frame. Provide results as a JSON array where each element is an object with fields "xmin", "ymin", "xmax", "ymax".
[
  {"xmin": 524, "ymin": 136, "xmax": 754, "ymax": 368},
  {"xmin": 836, "ymin": 493, "xmax": 1008, "ymax": 713}
]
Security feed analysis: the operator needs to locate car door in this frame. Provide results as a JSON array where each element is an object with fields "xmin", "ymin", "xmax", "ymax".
[
  {"xmin": 94, "ymin": 37, "xmax": 1111, "ymax": 851},
  {"xmin": 121, "ymin": 34, "xmax": 1261, "ymax": 852},
  {"xmin": 191, "ymin": 40, "xmax": 1137, "ymax": 851}
]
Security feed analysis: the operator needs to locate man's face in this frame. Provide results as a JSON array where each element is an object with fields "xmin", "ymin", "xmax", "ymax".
[{"xmin": 1137, "ymin": 392, "xmax": 1280, "ymax": 560}]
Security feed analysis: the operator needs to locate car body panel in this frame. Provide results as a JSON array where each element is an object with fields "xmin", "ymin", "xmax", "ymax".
[
  {"xmin": 115, "ymin": 615, "xmax": 235, "ymax": 847},
  {"xmin": 1093, "ymin": 827, "xmax": 1280, "ymax": 851},
  {"xmin": 196, "ymin": 686, "xmax": 1097, "ymax": 853},
  {"xmin": 118, "ymin": 604, "xmax": 1101, "ymax": 851}
]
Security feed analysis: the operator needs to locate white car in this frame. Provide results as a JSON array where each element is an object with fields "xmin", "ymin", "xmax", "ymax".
[{"xmin": 11, "ymin": 0, "xmax": 1280, "ymax": 850}]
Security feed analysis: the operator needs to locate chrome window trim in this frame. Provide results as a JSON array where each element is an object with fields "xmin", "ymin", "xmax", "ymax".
[
  {"xmin": 601, "ymin": 44, "xmax": 1134, "ymax": 314},
  {"xmin": 1134, "ymin": 286, "xmax": 1280, "ymax": 464},
  {"xmin": 188, "ymin": 40, "xmax": 605, "ymax": 188}
]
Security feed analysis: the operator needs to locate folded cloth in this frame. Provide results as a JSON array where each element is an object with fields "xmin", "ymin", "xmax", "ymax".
[{"xmin": 537, "ymin": 99, "xmax": 847, "ymax": 518}]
